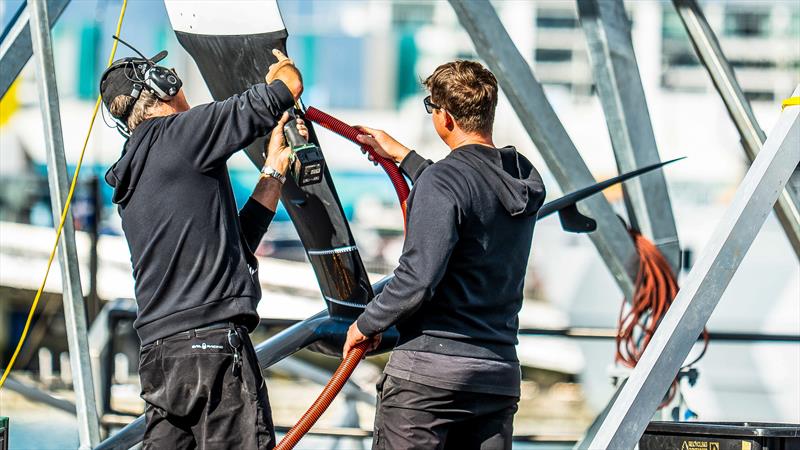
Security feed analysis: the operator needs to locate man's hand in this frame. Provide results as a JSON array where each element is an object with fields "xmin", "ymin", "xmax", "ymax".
[
  {"xmin": 343, "ymin": 321, "xmax": 381, "ymax": 359},
  {"xmin": 355, "ymin": 126, "xmax": 411, "ymax": 164},
  {"xmin": 266, "ymin": 49, "xmax": 303, "ymax": 100},
  {"xmin": 264, "ymin": 112, "xmax": 308, "ymax": 176}
]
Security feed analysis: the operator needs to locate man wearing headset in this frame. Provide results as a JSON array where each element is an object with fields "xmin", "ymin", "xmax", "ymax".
[{"xmin": 102, "ymin": 47, "xmax": 302, "ymax": 449}]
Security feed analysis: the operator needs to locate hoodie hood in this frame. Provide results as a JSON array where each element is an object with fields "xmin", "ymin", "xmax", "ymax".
[
  {"xmin": 104, "ymin": 119, "xmax": 160, "ymax": 205},
  {"xmin": 450, "ymin": 144, "xmax": 545, "ymax": 217}
]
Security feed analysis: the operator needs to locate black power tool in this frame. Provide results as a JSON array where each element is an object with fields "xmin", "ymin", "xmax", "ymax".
[{"xmin": 284, "ymin": 118, "xmax": 325, "ymax": 187}]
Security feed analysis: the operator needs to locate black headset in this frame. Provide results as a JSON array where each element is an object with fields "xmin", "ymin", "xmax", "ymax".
[{"xmin": 100, "ymin": 36, "xmax": 183, "ymax": 136}]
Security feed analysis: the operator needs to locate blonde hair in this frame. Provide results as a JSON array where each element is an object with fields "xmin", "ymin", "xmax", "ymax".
[{"xmin": 109, "ymin": 90, "xmax": 161, "ymax": 131}]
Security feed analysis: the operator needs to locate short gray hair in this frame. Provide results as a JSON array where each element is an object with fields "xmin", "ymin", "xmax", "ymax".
[{"xmin": 109, "ymin": 90, "xmax": 161, "ymax": 131}]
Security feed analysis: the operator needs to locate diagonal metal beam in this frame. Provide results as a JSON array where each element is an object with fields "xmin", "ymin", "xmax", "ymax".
[
  {"xmin": 0, "ymin": 0, "xmax": 70, "ymax": 100},
  {"xmin": 583, "ymin": 85, "xmax": 800, "ymax": 450},
  {"xmin": 578, "ymin": 0, "xmax": 681, "ymax": 273},
  {"xmin": 673, "ymin": 0, "xmax": 800, "ymax": 259},
  {"xmin": 4, "ymin": 376, "xmax": 77, "ymax": 414},
  {"xmin": 29, "ymin": 0, "xmax": 100, "ymax": 448},
  {"xmin": 449, "ymin": 0, "xmax": 638, "ymax": 298}
]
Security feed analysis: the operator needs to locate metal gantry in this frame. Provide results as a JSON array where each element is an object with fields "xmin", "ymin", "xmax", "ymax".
[
  {"xmin": 583, "ymin": 85, "xmax": 800, "ymax": 449},
  {"xmin": 28, "ymin": 0, "xmax": 100, "ymax": 447},
  {"xmin": 577, "ymin": 0, "xmax": 681, "ymax": 273},
  {"xmin": 449, "ymin": 0, "xmax": 640, "ymax": 299},
  {"xmin": 672, "ymin": 0, "xmax": 800, "ymax": 259},
  {"xmin": 0, "ymin": 0, "xmax": 71, "ymax": 99},
  {"xmin": 2, "ymin": 1, "xmax": 798, "ymax": 449}
]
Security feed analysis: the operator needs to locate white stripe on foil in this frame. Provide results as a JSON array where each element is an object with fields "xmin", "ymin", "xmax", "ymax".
[
  {"xmin": 165, "ymin": 0, "xmax": 286, "ymax": 35},
  {"xmin": 324, "ymin": 297, "xmax": 367, "ymax": 309},
  {"xmin": 307, "ymin": 246, "xmax": 358, "ymax": 256}
]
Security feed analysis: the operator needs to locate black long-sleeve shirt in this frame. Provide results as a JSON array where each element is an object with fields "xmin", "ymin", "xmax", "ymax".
[
  {"xmin": 106, "ymin": 81, "xmax": 294, "ymax": 344},
  {"xmin": 356, "ymin": 145, "xmax": 545, "ymax": 395}
]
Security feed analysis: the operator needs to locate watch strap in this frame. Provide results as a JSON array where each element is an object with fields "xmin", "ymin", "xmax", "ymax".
[{"xmin": 261, "ymin": 165, "xmax": 286, "ymax": 184}]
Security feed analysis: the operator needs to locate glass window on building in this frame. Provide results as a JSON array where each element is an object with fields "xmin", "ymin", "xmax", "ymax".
[
  {"xmin": 535, "ymin": 48, "xmax": 573, "ymax": 63},
  {"xmin": 667, "ymin": 51, "xmax": 699, "ymax": 67},
  {"xmin": 536, "ymin": 11, "xmax": 578, "ymax": 29},
  {"xmin": 661, "ymin": 8, "xmax": 686, "ymax": 40},
  {"xmin": 723, "ymin": 8, "xmax": 770, "ymax": 37},
  {"xmin": 391, "ymin": 2, "xmax": 434, "ymax": 29},
  {"xmin": 788, "ymin": 9, "xmax": 800, "ymax": 42}
]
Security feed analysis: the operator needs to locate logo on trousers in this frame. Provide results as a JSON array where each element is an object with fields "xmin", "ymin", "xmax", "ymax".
[{"xmin": 191, "ymin": 343, "xmax": 223, "ymax": 350}]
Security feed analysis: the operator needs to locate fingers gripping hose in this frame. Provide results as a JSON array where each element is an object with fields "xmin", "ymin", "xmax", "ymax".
[
  {"xmin": 275, "ymin": 340, "xmax": 371, "ymax": 450},
  {"xmin": 304, "ymin": 107, "xmax": 410, "ymax": 220}
]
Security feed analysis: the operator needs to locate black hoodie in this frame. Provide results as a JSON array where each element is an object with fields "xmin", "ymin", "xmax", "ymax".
[
  {"xmin": 357, "ymin": 144, "xmax": 546, "ymax": 365},
  {"xmin": 105, "ymin": 81, "xmax": 295, "ymax": 345}
]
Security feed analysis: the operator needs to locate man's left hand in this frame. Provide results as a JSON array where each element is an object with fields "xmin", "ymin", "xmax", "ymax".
[{"xmin": 343, "ymin": 322, "xmax": 381, "ymax": 358}]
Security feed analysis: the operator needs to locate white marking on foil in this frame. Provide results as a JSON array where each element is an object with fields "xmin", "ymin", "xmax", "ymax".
[
  {"xmin": 307, "ymin": 246, "xmax": 358, "ymax": 256},
  {"xmin": 324, "ymin": 296, "xmax": 367, "ymax": 309},
  {"xmin": 165, "ymin": 0, "xmax": 285, "ymax": 35}
]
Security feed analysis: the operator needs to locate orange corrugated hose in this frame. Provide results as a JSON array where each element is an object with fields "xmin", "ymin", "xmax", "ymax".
[
  {"xmin": 275, "ymin": 340, "xmax": 372, "ymax": 450},
  {"xmin": 616, "ymin": 228, "xmax": 709, "ymax": 408},
  {"xmin": 275, "ymin": 110, "xmax": 410, "ymax": 450},
  {"xmin": 304, "ymin": 106, "xmax": 410, "ymax": 225}
]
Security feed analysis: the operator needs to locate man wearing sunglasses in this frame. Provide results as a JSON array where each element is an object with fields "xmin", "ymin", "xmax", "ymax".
[{"xmin": 343, "ymin": 60, "xmax": 546, "ymax": 449}]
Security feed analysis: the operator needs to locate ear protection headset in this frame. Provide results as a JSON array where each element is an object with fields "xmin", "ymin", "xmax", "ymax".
[{"xmin": 100, "ymin": 35, "xmax": 183, "ymax": 136}]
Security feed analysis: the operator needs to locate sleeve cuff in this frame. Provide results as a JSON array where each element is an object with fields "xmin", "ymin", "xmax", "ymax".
[
  {"xmin": 356, "ymin": 312, "xmax": 382, "ymax": 338},
  {"xmin": 268, "ymin": 79, "xmax": 296, "ymax": 111},
  {"xmin": 242, "ymin": 196, "xmax": 276, "ymax": 222},
  {"xmin": 399, "ymin": 151, "xmax": 432, "ymax": 183}
]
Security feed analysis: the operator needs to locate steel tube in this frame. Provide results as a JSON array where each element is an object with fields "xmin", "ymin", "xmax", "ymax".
[
  {"xmin": 673, "ymin": 0, "xmax": 800, "ymax": 259},
  {"xmin": 584, "ymin": 85, "xmax": 800, "ymax": 449},
  {"xmin": 28, "ymin": 0, "xmax": 100, "ymax": 447}
]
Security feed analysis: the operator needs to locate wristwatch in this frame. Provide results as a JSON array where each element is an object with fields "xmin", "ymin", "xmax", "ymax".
[{"xmin": 260, "ymin": 165, "xmax": 286, "ymax": 184}]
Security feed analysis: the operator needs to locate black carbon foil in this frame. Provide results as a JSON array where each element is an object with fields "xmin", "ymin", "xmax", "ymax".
[{"xmin": 173, "ymin": 30, "xmax": 372, "ymax": 318}]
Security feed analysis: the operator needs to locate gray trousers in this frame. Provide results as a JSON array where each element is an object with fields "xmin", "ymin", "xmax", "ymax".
[{"xmin": 372, "ymin": 374, "xmax": 519, "ymax": 450}]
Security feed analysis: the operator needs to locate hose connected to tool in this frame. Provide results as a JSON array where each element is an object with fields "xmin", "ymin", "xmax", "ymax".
[
  {"xmin": 305, "ymin": 106, "xmax": 410, "ymax": 220},
  {"xmin": 275, "ymin": 340, "xmax": 371, "ymax": 450},
  {"xmin": 274, "ymin": 108, "xmax": 411, "ymax": 449}
]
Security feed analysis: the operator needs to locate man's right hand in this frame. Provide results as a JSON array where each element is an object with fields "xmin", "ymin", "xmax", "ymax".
[
  {"xmin": 264, "ymin": 112, "xmax": 308, "ymax": 176},
  {"xmin": 355, "ymin": 126, "xmax": 411, "ymax": 164},
  {"xmin": 266, "ymin": 49, "xmax": 303, "ymax": 100}
]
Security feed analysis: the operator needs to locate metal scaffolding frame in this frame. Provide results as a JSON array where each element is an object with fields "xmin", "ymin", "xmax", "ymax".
[
  {"xmin": 27, "ymin": 0, "xmax": 100, "ymax": 448},
  {"xmin": 672, "ymin": 0, "xmax": 800, "ymax": 259},
  {"xmin": 2, "ymin": 1, "xmax": 797, "ymax": 449},
  {"xmin": 0, "ymin": 0, "xmax": 70, "ymax": 99},
  {"xmin": 581, "ymin": 85, "xmax": 799, "ymax": 449},
  {"xmin": 577, "ymin": 0, "xmax": 681, "ymax": 273}
]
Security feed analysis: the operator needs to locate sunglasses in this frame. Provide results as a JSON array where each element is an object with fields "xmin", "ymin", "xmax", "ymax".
[{"xmin": 423, "ymin": 95, "xmax": 442, "ymax": 114}]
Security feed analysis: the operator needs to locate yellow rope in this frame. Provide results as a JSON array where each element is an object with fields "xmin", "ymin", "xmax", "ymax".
[
  {"xmin": 0, "ymin": 0, "xmax": 128, "ymax": 390},
  {"xmin": 782, "ymin": 96, "xmax": 800, "ymax": 111}
]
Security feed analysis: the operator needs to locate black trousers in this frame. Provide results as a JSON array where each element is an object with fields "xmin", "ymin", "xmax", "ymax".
[
  {"xmin": 372, "ymin": 374, "xmax": 519, "ymax": 450},
  {"xmin": 138, "ymin": 324, "xmax": 275, "ymax": 449}
]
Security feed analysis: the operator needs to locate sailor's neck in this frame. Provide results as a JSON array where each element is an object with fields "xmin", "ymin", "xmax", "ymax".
[{"xmin": 447, "ymin": 133, "xmax": 494, "ymax": 151}]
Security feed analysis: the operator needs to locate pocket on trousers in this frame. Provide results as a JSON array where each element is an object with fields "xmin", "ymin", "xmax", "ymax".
[
  {"xmin": 376, "ymin": 373, "xmax": 388, "ymax": 395},
  {"xmin": 138, "ymin": 345, "xmax": 164, "ymax": 409},
  {"xmin": 372, "ymin": 374, "xmax": 388, "ymax": 450},
  {"xmin": 239, "ymin": 337, "xmax": 264, "ymax": 400},
  {"xmin": 138, "ymin": 344, "xmax": 159, "ymax": 370}
]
